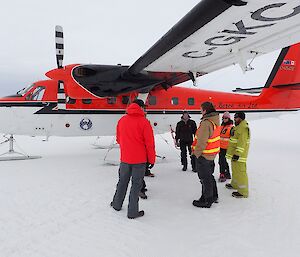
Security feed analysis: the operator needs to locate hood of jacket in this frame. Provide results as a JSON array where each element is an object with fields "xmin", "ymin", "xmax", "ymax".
[
  {"xmin": 237, "ymin": 119, "xmax": 249, "ymax": 129},
  {"xmin": 202, "ymin": 111, "xmax": 220, "ymax": 126},
  {"xmin": 126, "ymin": 103, "xmax": 145, "ymax": 116}
]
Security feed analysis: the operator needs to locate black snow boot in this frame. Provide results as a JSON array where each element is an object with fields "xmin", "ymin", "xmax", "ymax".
[
  {"xmin": 139, "ymin": 192, "xmax": 148, "ymax": 199},
  {"xmin": 128, "ymin": 210, "xmax": 145, "ymax": 219},
  {"xmin": 197, "ymin": 195, "xmax": 218, "ymax": 204},
  {"xmin": 192, "ymin": 198, "xmax": 213, "ymax": 208},
  {"xmin": 110, "ymin": 202, "xmax": 121, "ymax": 211},
  {"xmin": 225, "ymin": 183, "xmax": 234, "ymax": 189},
  {"xmin": 232, "ymin": 192, "xmax": 245, "ymax": 198}
]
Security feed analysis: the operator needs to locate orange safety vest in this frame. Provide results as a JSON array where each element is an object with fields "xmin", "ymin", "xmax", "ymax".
[
  {"xmin": 220, "ymin": 124, "xmax": 233, "ymax": 149},
  {"xmin": 192, "ymin": 120, "xmax": 221, "ymax": 154}
]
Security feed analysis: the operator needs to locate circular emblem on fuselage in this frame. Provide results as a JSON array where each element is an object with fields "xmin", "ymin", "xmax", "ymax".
[{"xmin": 80, "ymin": 118, "xmax": 93, "ymax": 130}]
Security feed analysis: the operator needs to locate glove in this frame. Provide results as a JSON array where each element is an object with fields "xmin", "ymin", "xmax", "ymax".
[
  {"xmin": 148, "ymin": 163, "xmax": 154, "ymax": 169},
  {"xmin": 232, "ymin": 155, "xmax": 239, "ymax": 161}
]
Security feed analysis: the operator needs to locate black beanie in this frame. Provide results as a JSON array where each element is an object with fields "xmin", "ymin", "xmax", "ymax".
[
  {"xmin": 182, "ymin": 111, "xmax": 191, "ymax": 118},
  {"xmin": 132, "ymin": 99, "xmax": 145, "ymax": 108},
  {"xmin": 234, "ymin": 111, "xmax": 246, "ymax": 120}
]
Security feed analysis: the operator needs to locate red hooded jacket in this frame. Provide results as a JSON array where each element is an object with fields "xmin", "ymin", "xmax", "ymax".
[{"xmin": 116, "ymin": 103, "xmax": 156, "ymax": 164}]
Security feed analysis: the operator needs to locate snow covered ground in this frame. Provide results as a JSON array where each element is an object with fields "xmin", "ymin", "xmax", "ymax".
[{"xmin": 0, "ymin": 113, "xmax": 300, "ymax": 257}]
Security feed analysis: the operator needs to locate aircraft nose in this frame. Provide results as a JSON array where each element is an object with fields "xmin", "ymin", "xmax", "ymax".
[{"xmin": 45, "ymin": 68, "xmax": 66, "ymax": 80}]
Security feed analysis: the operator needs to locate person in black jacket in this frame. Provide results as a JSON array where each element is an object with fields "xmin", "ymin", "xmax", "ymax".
[{"xmin": 175, "ymin": 111, "xmax": 197, "ymax": 171}]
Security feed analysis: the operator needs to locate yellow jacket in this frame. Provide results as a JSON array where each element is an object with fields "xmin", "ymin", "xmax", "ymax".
[{"xmin": 226, "ymin": 120, "xmax": 250, "ymax": 163}]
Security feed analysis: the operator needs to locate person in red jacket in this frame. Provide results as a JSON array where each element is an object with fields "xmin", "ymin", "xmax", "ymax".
[{"xmin": 111, "ymin": 99, "xmax": 156, "ymax": 219}]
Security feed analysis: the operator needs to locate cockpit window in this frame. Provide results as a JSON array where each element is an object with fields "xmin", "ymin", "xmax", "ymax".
[
  {"xmin": 25, "ymin": 86, "xmax": 46, "ymax": 101},
  {"xmin": 17, "ymin": 84, "xmax": 35, "ymax": 96}
]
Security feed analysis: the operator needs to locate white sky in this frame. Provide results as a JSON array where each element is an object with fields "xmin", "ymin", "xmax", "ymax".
[{"xmin": 0, "ymin": 0, "xmax": 280, "ymax": 95}]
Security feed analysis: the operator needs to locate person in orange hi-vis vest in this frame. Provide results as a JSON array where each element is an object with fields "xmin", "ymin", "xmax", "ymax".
[
  {"xmin": 218, "ymin": 112, "xmax": 234, "ymax": 182},
  {"xmin": 192, "ymin": 102, "xmax": 221, "ymax": 208}
]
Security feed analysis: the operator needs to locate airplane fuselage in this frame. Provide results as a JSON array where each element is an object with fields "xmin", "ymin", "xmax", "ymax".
[{"xmin": 1, "ymin": 80, "xmax": 298, "ymax": 137}]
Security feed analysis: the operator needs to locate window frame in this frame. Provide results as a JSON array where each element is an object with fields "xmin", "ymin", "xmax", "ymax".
[
  {"xmin": 171, "ymin": 97, "xmax": 179, "ymax": 105},
  {"xmin": 148, "ymin": 95, "xmax": 157, "ymax": 106},
  {"xmin": 188, "ymin": 97, "xmax": 195, "ymax": 106}
]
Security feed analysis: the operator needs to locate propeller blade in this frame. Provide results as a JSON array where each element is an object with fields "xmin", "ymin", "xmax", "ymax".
[{"xmin": 55, "ymin": 25, "xmax": 64, "ymax": 68}]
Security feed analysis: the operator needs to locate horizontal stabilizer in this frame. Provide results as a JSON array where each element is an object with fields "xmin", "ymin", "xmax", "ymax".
[{"xmin": 232, "ymin": 87, "xmax": 264, "ymax": 94}]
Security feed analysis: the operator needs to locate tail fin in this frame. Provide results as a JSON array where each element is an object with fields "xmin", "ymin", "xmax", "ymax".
[
  {"xmin": 259, "ymin": 43, "xmax": 300, "ymax": 111},
  {"xmin": 265, "ymin": 43, "xmax": 300, "ymax": 88}
]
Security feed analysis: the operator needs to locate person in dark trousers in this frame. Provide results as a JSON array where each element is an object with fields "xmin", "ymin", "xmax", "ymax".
[
  {"xmin": 145, "ymin": 162, "xmax": 155, "ymax": 177},
  {"xmin": 192, "ymin": 102, "xmax": 220, "ymax": 208},
  {"xmin": 111, "ymin": 99, "xmax": 156, "ymax": 219},
  {"xmin": 139, "ymin": 163, "xmax": 154, "ymax": 199},
  {"xmin": 139, "ymin": 180, "xmax": 148, "ymax": 199},
  {"xmin": 175, "ymin": 111, "xmax": 197, "ymax": 171},
  {"xmin": 218, "ymin": 112, "xmax": 234, "ymax": 182}
]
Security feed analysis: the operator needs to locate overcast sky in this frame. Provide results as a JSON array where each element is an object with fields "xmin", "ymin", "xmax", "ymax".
[{"xmin": 0, "ymin": 0, "xmax": 280, "ymax": 95}]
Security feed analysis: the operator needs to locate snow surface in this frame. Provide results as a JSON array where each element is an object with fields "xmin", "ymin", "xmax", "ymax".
[{"xmin": 0, "ymin": 113, "xmax": 300, "ymax": 257}]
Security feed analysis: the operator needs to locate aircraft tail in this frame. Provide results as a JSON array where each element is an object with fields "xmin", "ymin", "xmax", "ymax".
[{"xmin": 259, "ymin": 43, "xmax": 300, "ymax": 110}]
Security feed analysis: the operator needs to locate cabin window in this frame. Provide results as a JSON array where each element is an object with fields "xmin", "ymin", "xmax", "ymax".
[
  {"xmin": 107, "ymin": 97, "xmax": 116, "ymax": 104},
  {"xmin": 67, "ymin": 97, "xmax": 76, "ymax": 104},
  {"xmin": 82, "ymin": 99, "xmax": 92, "ymax": 104},
  {"xmin": 26, "ymin": 86, "xmax": 46, "ymax": 101},
  {"xmin": 148, "ymin": 96, "xmax": 156, "ymax": 105},
  {"xmin": 17, "ymin": 84, "xmax": 35, "ymax": 96},
  {"xmin": 171, "ymin": 97, "xmax": 179, "ymax": 105},
  {"xmin": 188, "ymin": 97, "xmax": 195, "ymax": 106},
  {"xmin": 122, "ymin": 96, "xmax": 130, "ymax": 104}
]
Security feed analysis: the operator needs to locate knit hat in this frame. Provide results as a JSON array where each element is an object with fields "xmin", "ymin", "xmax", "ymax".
[
  {"xmin": 201, "ymin": 101, "xmax": 216, "ymax": 113},
  {"xmin": 234, "ymin": 111, "xmax": 246, "ymax": 120},
  {"xmin": 182, "ymin": 110, "xmax": 191, "ymax": 118},
  {"xmin": 222, "ymin": 112, "xmax": 231, "ymax": 119}
]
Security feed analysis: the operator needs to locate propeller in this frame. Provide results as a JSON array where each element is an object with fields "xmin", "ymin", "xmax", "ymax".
[
  {"xmin": 55, "ymin": 25, "xmax": 66, "ymax": 110},
  {"xmin": 55, "ymin": 25, "xmax": 64, "ymax": 69}
]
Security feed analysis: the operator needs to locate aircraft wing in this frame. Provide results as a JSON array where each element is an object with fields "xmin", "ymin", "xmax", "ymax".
[{"xmin": 128, "ymin": 0, "xmax": 300, "ymax": 75}]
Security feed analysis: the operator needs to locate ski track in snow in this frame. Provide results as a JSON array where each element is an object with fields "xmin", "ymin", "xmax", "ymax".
[{"xmin": 0, "ymin": 114, "xmax": 300, "ymax": 257}]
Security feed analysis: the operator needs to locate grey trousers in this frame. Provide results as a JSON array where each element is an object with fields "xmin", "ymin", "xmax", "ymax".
[{"xmin": 112, "ymin": 162, "xmax": 146, "ymax": 217}]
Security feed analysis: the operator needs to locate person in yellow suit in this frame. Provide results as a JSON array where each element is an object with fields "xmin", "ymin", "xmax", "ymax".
[{"xmin": 225, "ymin": 112, "xmax": 250, "ymax": 198}]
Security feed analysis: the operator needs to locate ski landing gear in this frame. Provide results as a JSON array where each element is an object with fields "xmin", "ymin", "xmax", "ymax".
[{"xmin": 0, "ymin": 135, "xmax": 41, "ymax": 161}]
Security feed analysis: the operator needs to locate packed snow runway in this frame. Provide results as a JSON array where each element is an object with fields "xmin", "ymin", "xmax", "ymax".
[{"xmin": 0, "ymin": 113, "xmax": 299, "ymax": 257}]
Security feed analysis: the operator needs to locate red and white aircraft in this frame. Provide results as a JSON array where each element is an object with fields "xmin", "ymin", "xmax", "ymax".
[{"xmin": 1, "ymin": 0, "xmax": 300, "ymax": 139}]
